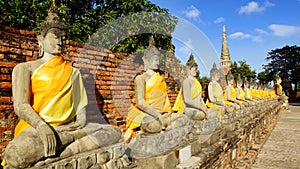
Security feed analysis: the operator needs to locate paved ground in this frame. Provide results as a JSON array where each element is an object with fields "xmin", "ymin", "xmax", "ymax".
[{"xmin": 252, "ymin": 103, "xmax": 300, "ymax": 169}]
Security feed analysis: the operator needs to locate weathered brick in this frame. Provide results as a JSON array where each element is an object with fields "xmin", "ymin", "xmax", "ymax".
[{"xmin": 0, "ymin": 82, "xmax": 12, "ymax": 88}]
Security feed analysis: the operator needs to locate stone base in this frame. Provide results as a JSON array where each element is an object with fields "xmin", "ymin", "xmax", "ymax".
[
  {"xmin": 133, "ymin": 151, "xmax": 179, "ymax": 169},
  {"xmin": 176, "ymin": 156, "xmax": 200, "ymax": 169},
  {"xmin": 201, "ymin": 128, "xmax": 222, "ymax": 147},
  {"xmin": 23, "ymin": 143, "xmax": 131, "ymax": 169}
]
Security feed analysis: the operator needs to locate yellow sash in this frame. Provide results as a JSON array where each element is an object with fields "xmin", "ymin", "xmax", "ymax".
[
  {"xmin": 14, "ymin": 56, "xmax": 74, "ymax": 137},
  {"xmin": 124, "ymin": 72, "xmax": 171, "ymax": 140},
  {"xmin": 245, "ymin": 88, "xmax": 252, "ymax": 99},
  {"xmin": 206, "ymin": 82, "xmax": 224, "ymax": 118},
  {"xmin": 224, "ymin": 86, "xmax": 236, "ymax": 105},
  {"xmin": 274, "ymin": 84, "xmax": 283, "ymax": 95},
  {"xmin": 237, "ymin": 87, "xmax": 245, "ymax": 103},
  {"xmin": 172, "ymin": 78, "xmax": 202, "ymax": 114}
]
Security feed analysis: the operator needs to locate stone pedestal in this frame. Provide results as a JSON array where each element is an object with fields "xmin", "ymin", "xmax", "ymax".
[
  {"xmin": 176, "ymin": 156, "xmax": 200, "ymax": 169},
  {"xmin": 133, "ymin": 151, "xmax": 179, "ymax": 169}
]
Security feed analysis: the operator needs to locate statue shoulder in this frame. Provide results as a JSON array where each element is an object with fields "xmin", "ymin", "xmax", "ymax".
[{"xmin": 12, "ymin": 61, "xmax": 35, "ymax": 76}]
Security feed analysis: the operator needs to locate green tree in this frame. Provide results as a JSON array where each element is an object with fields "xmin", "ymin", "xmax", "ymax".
[
  {"xmin": 257, "ymin": 71, "xmax": 267, "ymax": 84},
  {"xmin": 263, "ymin": 45, "xmax": 300, "ymax": 99},
  {"xmin": 230, "ymin": 60, "xmax": 256, "ymax": 82},
  {"xmin": 0, "ymin": 0, "xmax": 176, "ymax": 53}
]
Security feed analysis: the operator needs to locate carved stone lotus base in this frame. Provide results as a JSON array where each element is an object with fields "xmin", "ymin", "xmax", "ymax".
[
  {"xmin": 6, "ymin": 143, "xmax": 132, "ymax": 169},
  {"xmin": 128, "ymin": 120, "xmax": 194, "ymax": 158}
]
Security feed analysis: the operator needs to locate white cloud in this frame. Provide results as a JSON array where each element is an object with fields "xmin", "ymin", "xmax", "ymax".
[
  {"xmin": 268, "ymin": 24, "xmax": 300, "ymax": 37},
  {"xmin": 229, "ymin": 32, "xmax": 252, "ymax": 39},
  {"xmin": 183, "ymin": 5, "xmax": 200, "ymax": 19},
  {"xmin": 238, "ymin": 1, "xmax": 275, "ymax": 15},
  {"xmin": 214, "ymin": 17, "xmax": 225, "ymax": 24},
  {"xmin": 255, "ymin": 28, "xmax": 268, "ymax": 34},
  {"xmin": 229, "ymin": 32, "xmax": 262, "ymax": 42}
]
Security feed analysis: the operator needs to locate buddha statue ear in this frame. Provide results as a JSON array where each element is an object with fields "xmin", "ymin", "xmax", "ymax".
[{"xmin": 37, "ymin": 34, "xmax": 44, "ymax": 58}]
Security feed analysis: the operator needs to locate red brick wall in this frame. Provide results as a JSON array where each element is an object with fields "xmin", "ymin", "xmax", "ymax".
[{"xmin": 0, "ymin": 25, "xmax": 183, "ymax": 157}]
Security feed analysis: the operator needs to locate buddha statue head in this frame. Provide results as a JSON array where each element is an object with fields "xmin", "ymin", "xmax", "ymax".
[
  {"xmin": 244, "ymin": 78, "xmax": 249, "ymax": 88},
  {"xmin": 142, "ymin": 36, "xmax": 161, "ymax": 70},
  {"xmin": 210, "ymin": 63, "xmax": 220, "ymax": 81},
  {"xmin": 37, "ymin": 1, "xmax": 67, "ymax": 57},
  {"xmin": 186, "ymin": 53, "xmax": 198, "ymax": 77},
  {"xmin": 237, "ymin": 74, "xmax": 243, "ymax": 87},
  {"xmin": 226, "ymin": 71, "xmax": 234, "ymax": 85},
  {"xmin": 249, "ymin": 79, "xmax": 254, "ymax": 89},
  {"xmin": 274, "ymin": 74, "xmax": 282, "ymax": 85}
]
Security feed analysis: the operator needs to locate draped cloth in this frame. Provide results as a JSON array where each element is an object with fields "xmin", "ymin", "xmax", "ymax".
[
  {"xmin": 14, "ymin": 56, "xmax": 88, "ymax": 138},
  {"xmin": 173, "ymin": 77, "xmax": 202, "ymax": 114},
  {"xmin": 224, "ymin": 86, "xmax": 237, "ymax": 105},
  {"xmin": 237, "ymin": 88, "xmax": 245, "ymax": 103},
  {"xmin": 124, "ymin": 72, "xmax": 171, "ymax": 141},
  {"xmin": 245, "ymin": 88, "xmax": 252, "ymax": 100},
  {"xmin": 206, "ymin": 83, "xmax": 224, "ymax": 118},
  {"xmin": 252, "ymin": 89, "xmax": 259, "ymax": 99},
  {"xmin": 274, "ymin": 84, "xmax": 283, "ymax": 95}
]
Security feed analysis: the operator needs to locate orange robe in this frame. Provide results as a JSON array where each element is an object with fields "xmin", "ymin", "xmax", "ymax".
[
  {"xmin": 206, "ymin": 82, "xmax": 224, "ymax": 118},
  {"xmin": 173, "ymin": 77, "xmax": 202, "ymax": 114},
  {"xmin": 14, "ymin": 56, "xmax": 87, "ymax": 137}
]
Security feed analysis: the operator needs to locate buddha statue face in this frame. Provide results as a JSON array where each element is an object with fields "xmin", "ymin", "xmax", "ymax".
[
  {"xmin": 237, "ymin": 79, "xmax": 242, "ymax": 87},
  {"xmin": 276, "ymin": 77, "xmax": 282, "ymax": 84},
  {"xmin": 187, "ymin": 66, "xmax": 197, "ymax": 77},
  {"xmin": 186, "ymin": 54, "xmax": 198, "ymax": 77},
  {"xmin": 39, "ymin": 28, "xmax": 66, "ymax": 55},
  {"xmin": 142, "ymin": 49, "xmax": 160, "ymax": 70},
  {"xmin": 226, "ymin": 72, "xmax": 234, "ymax": 85}
]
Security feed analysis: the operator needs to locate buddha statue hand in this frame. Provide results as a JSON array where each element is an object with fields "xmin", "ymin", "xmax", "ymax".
[
  {"xmin": 37, "ymin": 122, "xmax": 57, "ymax": 157},
  {"xmin": 158, "ymin": 114, "xmax": 170, "ymax": 130}
]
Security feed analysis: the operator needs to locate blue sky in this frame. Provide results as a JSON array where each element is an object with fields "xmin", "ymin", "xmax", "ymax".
[{"xmin": 149, "ymin": 0, "xmax": 300, "ymax": 77}]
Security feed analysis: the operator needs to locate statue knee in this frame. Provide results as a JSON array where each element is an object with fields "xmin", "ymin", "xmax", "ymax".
[
  {"xmin": 4, "ymin": 136, "xmax": 44, "ymax": 168},
  {"xmin": 4, "ymin": 143, "xmax": 31, "ymax": 168}
]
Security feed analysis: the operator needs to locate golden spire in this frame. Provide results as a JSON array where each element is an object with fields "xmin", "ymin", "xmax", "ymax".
[
  {"xmin": 220, "ymin": 25, "xmax": 232, "ymax": 75},
  {"xmin": 221, "ymin": 25, "xmax": 230, "ymax": 61}
]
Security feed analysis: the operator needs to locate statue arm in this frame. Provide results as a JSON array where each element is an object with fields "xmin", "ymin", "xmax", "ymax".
[
  {"xmin": 12, "ymin": 64, "xmax": 57, "ymax": 157},
  {"xmin": 12, "ymin": 64, "xmax": 46, "ymax": 128}
]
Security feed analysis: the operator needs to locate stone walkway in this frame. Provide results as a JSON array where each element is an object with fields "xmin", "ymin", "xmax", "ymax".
[{"xmin": 252, "ymin": 103, "xmax": 300, "ymax": 169}]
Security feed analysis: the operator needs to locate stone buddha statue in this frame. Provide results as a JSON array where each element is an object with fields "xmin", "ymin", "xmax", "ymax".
[
  {"xmin": 244, "ymin": 78, "xmax": 253, "ymax": 102},
  {"xmin": 236, "ymin": 74, "xmax": 248, "ymax": 105},
  {"xmin": 206, "ymin": 63, "xmax": 225, "ymax": 118},
  {"xmin": 273, "ymin": 74, "xmax": 290, "ymax": 110},
  {"xmin": 173, "ymin": 53, "xmax": 207, "ymax": 120},
  {"xmin": 124, "ymin": 36, "xmax": 188, "ymax": 142},
  {"xmin": 224, "ymin": 71, "xmax": 242, "ymax": 112},
  {"xmin": 3, "ymin": 2, "xmax": 121, "ymax": 168},
  {"xmin": 223, "ymin": 71, "xmax": 242, "ymax": 130}
]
